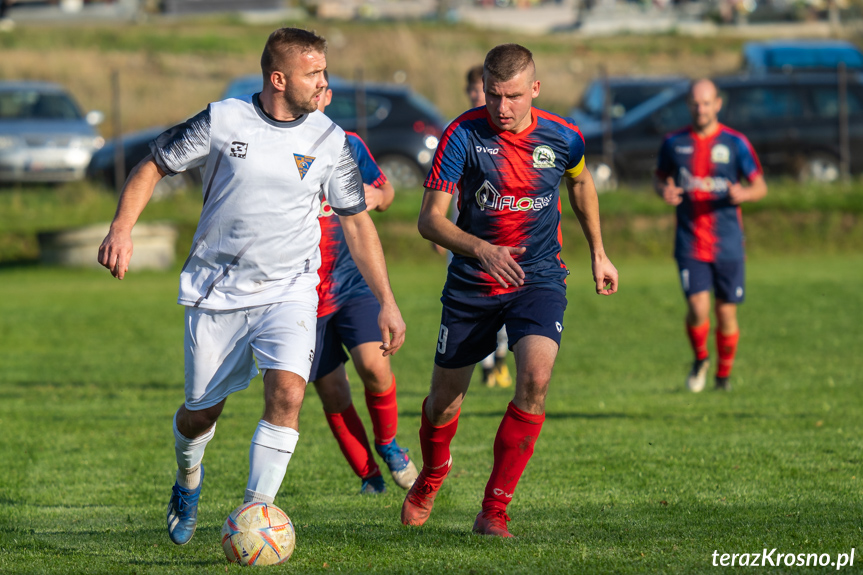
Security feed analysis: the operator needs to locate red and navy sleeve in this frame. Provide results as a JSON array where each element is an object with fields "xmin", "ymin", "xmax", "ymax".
[
  {"xmin": 424, "ymin": 117, "xmax": 469, "ymax": 195},
  {"xmin": 733, "ymin": 133, "xmax": 763, "ymax": 182},
  {"xmin": 345, "ymin": 132, "xmax": 388, "ymax": 188},
  {"xmin": 564, "ymin": 119, "xmax": 586, "ymax": 178}
]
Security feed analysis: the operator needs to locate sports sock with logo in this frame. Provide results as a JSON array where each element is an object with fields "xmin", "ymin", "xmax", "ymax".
[
  {"xmin": 173, "ymin": 412, "xmax": 215, "ymax": 490},
  {"xmin": 716, "ymin": 329, "xmax": 740, "ymax": 378},
  {"xmin": 482, "ymin": 402, "xmax": 545, "ymax": 513},
  {"xmin": 324, "ymin": 404, "xmax": 381, "ymax": 480},
  {"xmin": 418, "ymin": 397, "xmax": 459, "ymax": 482},
  {"xmin": 686, "ymin": 320, "xmax": 710, "ymax": 361},
  {"xmin": 244, "ymin": 420, "xmax": 299, "ymax": 504},
  {"xmin": 365, "ymin": 374, "xmax": 399, "ymax": 445}
]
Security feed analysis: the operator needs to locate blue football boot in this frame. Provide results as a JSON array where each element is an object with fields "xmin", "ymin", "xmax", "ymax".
[
  {"xmin": 166, "ymin": 464, "xmax": 203, "ymax": 545},
  {"xmin": 375, "ymin": 440, "xmax": 418, "ymax": 490}
]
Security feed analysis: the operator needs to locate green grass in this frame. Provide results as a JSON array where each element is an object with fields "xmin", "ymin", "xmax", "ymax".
[{"xmin": 0, "ymin": 253, "xmax": 861, "ymax": 574}]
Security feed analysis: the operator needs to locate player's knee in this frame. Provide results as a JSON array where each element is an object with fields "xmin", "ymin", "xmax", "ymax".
[
  {"xmin": 312, "ymin": 379, "xmax": 352, "ymax": 413},
  {"xmin": 354, "ymin": 359, "xmax": 391, "ymax": 393},
  {"xmin": 179, "ymin": 403, "xmax": 222, "ymax": 435}
]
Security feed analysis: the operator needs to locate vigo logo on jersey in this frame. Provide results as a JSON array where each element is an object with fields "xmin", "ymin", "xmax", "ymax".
[
  {"xmin": 476, "ymin": 146, "xmax": 500, "ymax": 155},
  {"xmin": 475, "ymin": 180, "xmax": 553, "ymax": 212},
  {"xmin": 319, "ymin": 198, "xmax": 336, "ymax": 218},
  {"xmin": 679, "ymin": 167, "xmax": 730, "ymax": 194}
]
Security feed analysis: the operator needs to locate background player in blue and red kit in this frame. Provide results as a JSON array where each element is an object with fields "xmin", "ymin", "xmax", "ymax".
[
  {"xmin": 310, "ymin": 72, "xmax": 419, "ymax": 494},
  {"xmin": 403, "ymin": 44, "xmax": 619, "ymax": 537},
  {"xmin": 654, "ymin": 79, "xmax": 767, "ymax": 393}
]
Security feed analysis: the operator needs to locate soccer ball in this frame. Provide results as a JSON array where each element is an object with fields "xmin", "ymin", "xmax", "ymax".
[{"xmin": 221, "ymin": 502, "xmax": 296, "ymax": 566}]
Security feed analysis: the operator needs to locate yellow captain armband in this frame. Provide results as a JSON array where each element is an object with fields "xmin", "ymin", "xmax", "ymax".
[{"xmin": 564, "ymin": 157, "xmax": 585, "ymax": 179}]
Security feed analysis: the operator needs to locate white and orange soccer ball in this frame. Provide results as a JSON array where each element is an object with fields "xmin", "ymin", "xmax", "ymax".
[{"xmin": 221, "ymin": 502, "xmax": 296, "ymax": 566}]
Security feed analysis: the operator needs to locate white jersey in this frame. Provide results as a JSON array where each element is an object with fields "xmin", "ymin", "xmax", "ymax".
[{"xmin": 150, "ymin": 94, "xmax": 365, "ymax": 310}]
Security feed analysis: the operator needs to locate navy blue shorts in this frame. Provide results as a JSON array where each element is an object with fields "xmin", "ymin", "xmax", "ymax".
[
  {"xmin": 309, "ymin": 295, "xmax": 381, "ymax": 382},
  {"xmin": 434, "ymin": 287, "xmax": 567, "ymax": 369},
  {"xmin": 676, "ymin": 258, "xmax": 745, "ymax": 303}
]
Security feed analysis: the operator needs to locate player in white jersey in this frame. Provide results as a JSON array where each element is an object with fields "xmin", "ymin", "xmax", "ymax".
[{"xmin": 97, "ymin": 28, "xmax": 406, "ymax": 546}]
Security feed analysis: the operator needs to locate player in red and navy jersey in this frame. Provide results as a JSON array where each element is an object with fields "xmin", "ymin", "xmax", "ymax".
[
  {"xmin": 402, "ymin": 44, "xmax": 619, "ymax": 537},
  {"xmin": 311, "ymin": 73, "xmax": 418, "ymax": 494},
  {"xmin": 654, "ymin": 79, "xmax": 767, "ymax": 392}
]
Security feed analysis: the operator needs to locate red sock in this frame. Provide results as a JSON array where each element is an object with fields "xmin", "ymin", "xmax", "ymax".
[
  {"xmin": 365, "ymin": 374, "xmax": 399, "ymax": 445},
  {"xmin": 686, "ymin": 320, "xmax": 710, "ymax": 361},
  {"xmin": 482, "ymin": 402, "xmax": 545, "ymax": 513},
  {"xmin": 716, "ymin": 330, "xmax": 739, "ymax": 378},
  {"xmin": 324, "ymin": 405, "xmax": 380, "ymax": 480},
  {"xmin": 418, "ymin": 397, "xmax": 459, "ymax": 482}
]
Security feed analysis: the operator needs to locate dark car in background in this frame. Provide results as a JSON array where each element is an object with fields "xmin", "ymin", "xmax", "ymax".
[
  {"xmin": 569, "ymin": 76, "xmax": 688, "ymax": 133},
  {"xmin": 87, "ymin": 125, "xmax": 201, "ymax": 198},
  {"xmin": 222, "ymin": 74, "xmax": 445, "ymax": 189},
  {"xmin": 743, "ymin": 40, "xmax": 863, "ymax": 74},
  {"xmin": 1, "ymin": 81, "xmax": 104, "ymax": 184},
  {"xmin": 582, "ymin": 72, "xmax": 863, "ymax": 185}
]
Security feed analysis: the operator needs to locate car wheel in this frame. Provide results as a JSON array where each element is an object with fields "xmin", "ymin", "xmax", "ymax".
[
  {"xmin": 586, "ymin": 159, "xmax": 618, "ymax": 192},
  {"xmin": 798, "ymin": 154, "xmax": 840, "ymax": 183},
  {"xmin": 377, "ymin": 155, "xmax": 424, "ymax": 190}
]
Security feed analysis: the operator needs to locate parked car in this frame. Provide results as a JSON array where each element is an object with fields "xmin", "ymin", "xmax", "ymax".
[
  {"xmin": 86, "ymin": 125, "xmax": 201, "ymax": 197},
  {"xmin": 742, "ymin": 40, "xmax": 863, "ymax": 74},
  {"xmin": 0, "ymin": 81, "xmax": 104, "ymax": 184},
  {"xmin": 223, "ymin": 74, "xmax": 445, "ymax": 189},
  {"xmin": 581, "ymin": 72, "xmax": 863, "ymax": 185},
  {"xmin": 569, "ymin": 76, "xmax": 689, "ymax": 133}
]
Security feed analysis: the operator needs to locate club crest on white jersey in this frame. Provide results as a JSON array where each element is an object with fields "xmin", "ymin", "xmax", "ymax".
[{"xmin": 294, "ymin": 154, "xmax": 316, "ymax": 180}]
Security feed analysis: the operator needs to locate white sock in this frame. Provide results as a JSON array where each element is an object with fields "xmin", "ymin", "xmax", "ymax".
[
  {"xmin": 244, "ymin": 420, "xmax": 299, "ymax": 504},
  {"xmin": 173, "ymin": 412, "xmax": 215, "ymax": 490},
  {"xmin": 481, "ymin": 353, "xmax": 495, "ymax": 370}
]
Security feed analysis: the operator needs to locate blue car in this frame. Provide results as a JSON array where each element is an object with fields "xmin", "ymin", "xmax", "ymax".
[
  {"xmin": 0, "ymin": 81, "xmax": 104, "ymax": 183},
  {"xmin": 743, "ymin": 40, "xmax": 863, "ymax": 74}
]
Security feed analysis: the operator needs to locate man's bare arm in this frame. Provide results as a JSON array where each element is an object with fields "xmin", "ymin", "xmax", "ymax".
[
  {"xmin": 339, "ymin": 210, "xmax": 406, "ymax": 356},
  {"xmin": 97, "ymin": 154, "xmax": 166, "ymax": 279},
  {"xmin": 565, "ymin": 167, "xmax": 619, "ymax": 295},
  {"xmin": 417, "ymin": 188, "xmax": 525, "ymax": 288},
  {"xmin": 729, "ymin": 174, "xmax": 767, "ymax": 205},
  {"xmin": 364, "ymin": 181, "xmax": 395, "ymax": 212}
]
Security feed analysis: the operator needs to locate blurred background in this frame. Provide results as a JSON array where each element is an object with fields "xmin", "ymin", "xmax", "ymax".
[{"xmin": 0, "ymin": 0, "xmax": 861, "ymax": 264}]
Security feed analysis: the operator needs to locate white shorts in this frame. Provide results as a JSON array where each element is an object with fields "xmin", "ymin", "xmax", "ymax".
[{"xmin": 183, "ymin": 299, "xmax": 318, "ymax": 411}]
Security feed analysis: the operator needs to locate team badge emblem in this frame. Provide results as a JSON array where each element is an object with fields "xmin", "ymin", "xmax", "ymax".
[
  {"xmin": 532, "ymin": 145, "xmax": 556, "ymax": 168},
  {"xmin": 230, "ymin": 141, "xmax": 248, "ymax": 159},
  {"xmin": 294, "ymin": 154, "xmax": 316, "ymax": 180},
  {"xmin": 711, "ymin": 144, "xmax": 730, "ymax": 164}
]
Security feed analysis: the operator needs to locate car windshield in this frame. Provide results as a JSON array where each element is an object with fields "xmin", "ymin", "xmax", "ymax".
[
  {"xmin": 581, "ymin": 81, "xmax": 679, "ymax": 119},
  {"xmin": 0, "ymin": 90, "xmax": 82, "ymax": 120},
  {"xmin": 766, "ymin": 47, "xmax": 863, "ymax": 70}
]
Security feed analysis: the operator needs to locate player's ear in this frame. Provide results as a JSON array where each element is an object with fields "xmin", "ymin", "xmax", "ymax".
[
  {"xmin": 269, "ymin": 71, "xmax": 287, "ymax": 93},
  {"xmin": 531, "ymin": 80, "xmax": 541, "ymax": 99}
]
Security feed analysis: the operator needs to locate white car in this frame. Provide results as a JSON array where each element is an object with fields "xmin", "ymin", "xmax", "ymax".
[{"xmin": 0, "ymin": 81, "xmax": 104, "ymax": 183}]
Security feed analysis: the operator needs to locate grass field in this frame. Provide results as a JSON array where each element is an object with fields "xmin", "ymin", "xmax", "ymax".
[{"xmin": 0, "ymin": 252, "xmax": 860, "ymax": 574}]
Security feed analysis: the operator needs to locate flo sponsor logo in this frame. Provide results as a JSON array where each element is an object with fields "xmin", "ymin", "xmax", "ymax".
[
  {"xmin": 475, "ymin": 180, "xmax": 553, "ymax": 212},
  {"xmin": 679, "ymin": 167, "xmax": 731, "ymax": 194}
]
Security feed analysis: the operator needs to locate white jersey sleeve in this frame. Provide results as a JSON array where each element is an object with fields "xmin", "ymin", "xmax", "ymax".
[
  {"xmin": 324, "ymin": 140, "xmax": 366, "ymax": 216},
  {"xmin": 149, "ymin": 108, "xmax": 211, "ymax": 174}
]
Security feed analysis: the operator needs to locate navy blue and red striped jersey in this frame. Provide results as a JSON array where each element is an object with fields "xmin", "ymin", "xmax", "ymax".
[
  {"xmin": 317, "ymin": 132, "xmax": 387, "ymax": 318},
  {"xmin": 656, "ymin": 124, "xmax": 762, "ymax": 262},
  {"xmin": 425, "ymin": 106, "xmax": 585, "ymax": 297}
]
